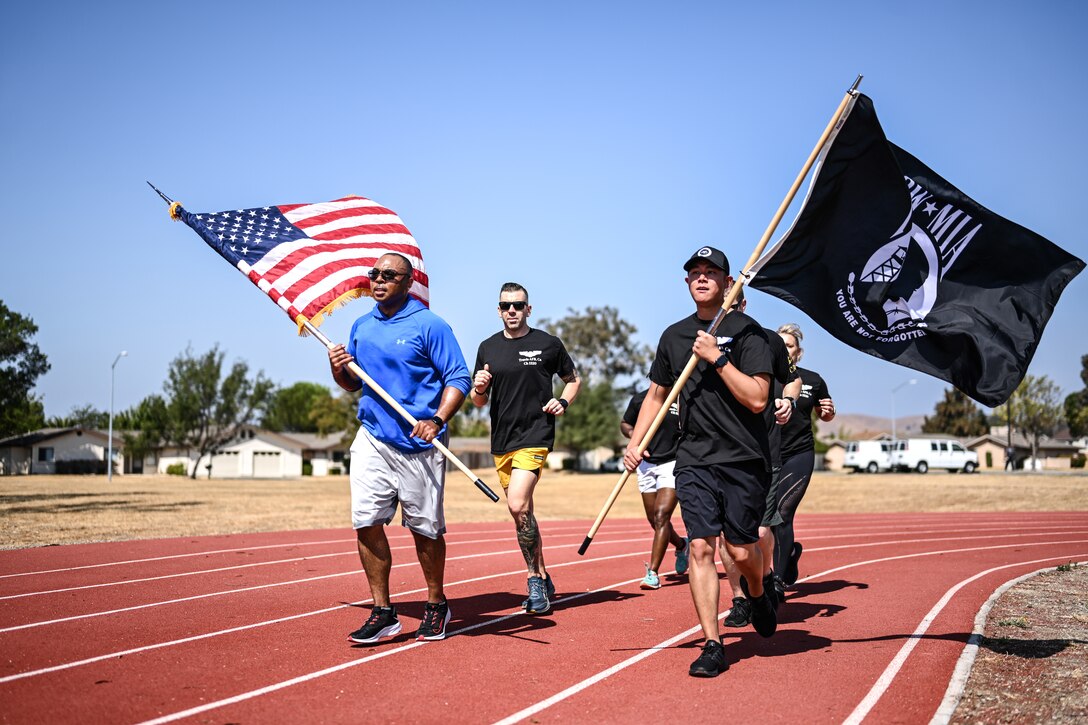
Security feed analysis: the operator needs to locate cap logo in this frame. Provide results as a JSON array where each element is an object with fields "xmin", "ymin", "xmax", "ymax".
[{"xmin": 697, "ymin": 247, "xmax": 712, "ymax": 258}]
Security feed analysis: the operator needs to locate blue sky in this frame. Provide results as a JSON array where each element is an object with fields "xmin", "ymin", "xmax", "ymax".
[{"xmin": 2, "ymin": 1, "xmax": 1085, "ymax": 423}]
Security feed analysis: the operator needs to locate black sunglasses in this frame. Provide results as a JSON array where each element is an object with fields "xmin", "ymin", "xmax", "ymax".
[
  {"xmin": 498, "ymin": 301, "xmax": 527, "ymax": 311},
  {"xmin": 368, "ymin": 268, "xmax": 407, "ymax": 282}
]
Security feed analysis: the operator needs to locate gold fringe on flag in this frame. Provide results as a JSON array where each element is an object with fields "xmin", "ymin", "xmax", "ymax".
[
  {"xmin": 295, "ymin": 287, "xmax": 374, "ymax": 335},
  {"xmin": 169, "ymin": 201, "xmax": 183, "ymax": 220}
]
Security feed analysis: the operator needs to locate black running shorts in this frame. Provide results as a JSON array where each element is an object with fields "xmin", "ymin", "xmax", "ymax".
[{"xmin": 675, "ymin": 460, "xmax": 769, "ymax": 545}]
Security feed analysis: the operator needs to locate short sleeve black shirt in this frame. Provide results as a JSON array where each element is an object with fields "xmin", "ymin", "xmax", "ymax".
[
  {"xmin": 474, "ymin": 328, "xmax": 576, "ymax": 454},
  {"xmin": 649, "ymin": 311, "xmax": 773, "ymax": 469},
  {"xmin": 780, "ymin": 366, "xmax": 830, "ymax": 459},
  {"xmin": 623, "ymin": 388, "xmax": 680, "ymax": 465}
]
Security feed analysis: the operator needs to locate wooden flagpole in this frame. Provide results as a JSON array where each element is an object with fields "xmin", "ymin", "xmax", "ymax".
[
  {"xmin": 577, "ymin": 76, "xmax": 863, "ymax": 555},
  {"xmin": 301, "ymin": 321, "xmax": 501, "ymax": 503}
]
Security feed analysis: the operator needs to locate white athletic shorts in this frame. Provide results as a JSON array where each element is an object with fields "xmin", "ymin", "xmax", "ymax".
[
  {"xmin": 349, "ymin": 427, "xmax": 446, "ymax": 539},
  {"xmin": 636, "ymin": 459, "xmax": 676, "ymax": 494}
]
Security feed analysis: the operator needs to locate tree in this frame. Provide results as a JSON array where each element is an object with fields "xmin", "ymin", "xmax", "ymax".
[
  {"xmin": 1063, "ymin": 354, "xmax": 1088, "ymax": 438},
  {"xmin": 448, "ymin": 396, "xmax": 489, "ymax": 438},
  {"xmin": 47, "ymin": 404, "xmax": 109, "ymax": 429},
  {"xmin": 537, "ymin": 306, "xmax": 653, "ymax": 385},
  {"xmin": 538, "ymin": 306, "xmax": 651, "ymax": 468},
  {"xmin": 261, "ymin": 381, "xmax": 333, "ymax": 432},
  {"xmin": 0, "ymin": 300, "xmax": 50, "ymax": 438},
  {"xmin": 995, "ymin": 375, "xmax": 1063, "ymax": 470},
  {"xmin": 921, "ymin": 388, "xmax": 988, "ymax": 438},
  {"xmin": 120, "ymin": 395, "xmax": 170, "ymax": 460},
  {"xmin": 553, "ymin": 381, "xmax": 621, "ymax": 465},
  {"xmin": 130, "ymin": 345, "xmax": 274, "ymax": 478},
  {"xmin": 308, "ymin": 389, "xmax": 360, "ymax": 441}
]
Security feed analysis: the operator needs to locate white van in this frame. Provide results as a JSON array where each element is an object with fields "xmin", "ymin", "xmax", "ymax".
[
  {"xmin": 892, "ymin": 438, "xmax": 978, "ymax": 473},
  {"xmin": 843, "ymin": 440, "xmax": 893, "ymax": 473}
]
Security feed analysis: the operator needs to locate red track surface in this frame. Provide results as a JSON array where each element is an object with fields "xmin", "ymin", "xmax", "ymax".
[{"xmin": 2, "ymin": 512, "xmax": 1086, "ymax": 724}]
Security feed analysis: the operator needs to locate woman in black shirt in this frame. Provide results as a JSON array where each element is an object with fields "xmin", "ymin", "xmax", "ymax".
[{"xmin": 773, "ymin": 323, "xmax": 836, "ymax": 588}]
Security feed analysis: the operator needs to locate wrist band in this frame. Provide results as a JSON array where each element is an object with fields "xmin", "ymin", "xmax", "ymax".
[
  {"xmin": 713, "ymin": 353, "xmax": 729, "ymax": 370},
  {"xmin": 784, "ymin": 396, "xmax": 797, "ymax": 409},
  {"xmin": 558, "ymin": 398, "xmax": 569, "ymax": 410}
]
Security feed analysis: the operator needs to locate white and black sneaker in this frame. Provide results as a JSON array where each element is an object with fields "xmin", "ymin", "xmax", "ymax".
[
  {"xmin": 415, "ymin": 600, "xmax": 452, "ymax": 641},
  {"xmin": 348, "ymin": 605, "xmax": 402, "ymax": 644}
]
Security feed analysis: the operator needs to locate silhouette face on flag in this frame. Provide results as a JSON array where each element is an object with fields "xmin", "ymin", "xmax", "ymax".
[
  {"xmin": 173, "ymin": 195, "xmax": 429, "ymax": 332},
  {"xmin": 749, "ymin": 94, "xmax": 1084, "ymax": 407}
]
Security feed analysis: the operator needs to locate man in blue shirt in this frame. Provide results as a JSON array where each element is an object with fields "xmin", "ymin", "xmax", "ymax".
[{"xmin": 328, "ymin": 252, "xmax": 471, "ymax": 645}]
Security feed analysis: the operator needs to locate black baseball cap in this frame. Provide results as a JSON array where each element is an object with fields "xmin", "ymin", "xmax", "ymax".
[{"xmin": 683, "ymin": 246, "xmax": 729, "ymax": 273}]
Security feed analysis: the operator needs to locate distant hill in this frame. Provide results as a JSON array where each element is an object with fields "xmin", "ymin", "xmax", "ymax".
[{"xmin": 815, "ymin": 413, "xmax": 926, "ymax": 441}]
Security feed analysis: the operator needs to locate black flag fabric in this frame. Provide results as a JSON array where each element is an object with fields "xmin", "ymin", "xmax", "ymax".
[{"xmin": 748, "ymin": 93, "xmax": 1084, "ymax": 407}]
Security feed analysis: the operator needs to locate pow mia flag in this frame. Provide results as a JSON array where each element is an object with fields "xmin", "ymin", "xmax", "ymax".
[{"xmin": 748, "ymin": 93, "xmax": 1084, "ymax": 407}]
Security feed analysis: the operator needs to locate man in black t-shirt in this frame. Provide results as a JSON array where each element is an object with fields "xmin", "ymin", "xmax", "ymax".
[
  {"xmin": 472, "ymin": 282, "xmax": 580, "ymax": 615},
  {"xmin": 621, "ymin": 389, "xmax": 689, "ymax": 590},
  {"xmin": 623, "ymin": 246, "xmax": 777, "ymax": 678}
]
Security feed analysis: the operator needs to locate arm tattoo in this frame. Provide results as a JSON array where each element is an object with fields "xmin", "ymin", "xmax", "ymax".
[
  {"xmin": 561, "ymin": 370, "xmax": 579, "ymax": 384},
  {"xmin": 516, "ymin": 510, "xmax": 542, "ymax": 574}
]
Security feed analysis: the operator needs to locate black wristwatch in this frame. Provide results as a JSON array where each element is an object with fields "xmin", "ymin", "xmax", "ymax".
[
  {"xmin": 713, "ymin": 353, "xmax": 730, "ymax": 370},
  {"xmin": 430, "ymin": 415, "xmax": 444, "ymax": 428},
  {"xmin": 558, "ymin": 398, "xmax": 570, "ymax": 410},
  {"xmin": 784, "ymin": 396, "xmax": 797, "ymax": 409}
]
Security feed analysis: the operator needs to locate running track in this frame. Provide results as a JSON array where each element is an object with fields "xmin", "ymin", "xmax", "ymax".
[{"xmin": 2, "ymin": 512, "xmax": 1086, "ymax": 724}]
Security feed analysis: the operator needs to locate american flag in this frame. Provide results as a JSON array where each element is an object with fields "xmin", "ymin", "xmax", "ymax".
[{"xmin": 174, "ymin": 195, "xmax": 429, "ymax": 330}]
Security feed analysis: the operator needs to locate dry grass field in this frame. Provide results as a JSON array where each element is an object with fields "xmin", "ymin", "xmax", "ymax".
[{"xmin": 2, "ymin": 469, "xmax": 1085, "ymax": 549}]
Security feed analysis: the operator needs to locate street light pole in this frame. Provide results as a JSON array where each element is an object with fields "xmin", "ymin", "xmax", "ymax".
[
  {"xmin": 891, "ymin": 378, "xmax": 918, "ymax": 456},
  {"xmin": 108, "ymin": 351, "xmax": 128, "ymax": 482}
]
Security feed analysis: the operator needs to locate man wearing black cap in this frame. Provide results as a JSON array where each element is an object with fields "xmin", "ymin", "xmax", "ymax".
[{"xmin": 623, "ymin": 245, "xmax": 777, "ymax": 678}]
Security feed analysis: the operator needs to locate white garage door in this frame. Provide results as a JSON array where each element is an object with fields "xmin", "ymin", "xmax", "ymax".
[
  {"xmin": 210, "ymin": 451, "xmax": 240, "ymax": 478},
  {"xmin": 253, "ymin": 451, "xmax": 282, "ymax": 478}
]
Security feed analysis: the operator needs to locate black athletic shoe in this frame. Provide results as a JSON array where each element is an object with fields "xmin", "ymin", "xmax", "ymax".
[
  {"xmin": 348, "ymin": 605, "xmax": 402, "ymax": 644},
  {"xmin": 415, "ymin": 600, "xmax": 451, "ymax": 641},
  {"xmin": 762, "ymin": 572, "xmax": 779, "ymax": 611},
  {"xmin": 751, "ymin": 591, "xmax": 777, "ymax": 638},
  {"xmin": 783, "ymin": 542, "xmax": 803, "ymax": 586},
  {"xmin": 689, "ymin": 639, "xmax": 727, "ymax": 678},
  {"xmin": 723, "ymin": 597, "xmax": 752, "ymax": 628},
  {"xmin": 521, "ymin": 573, "xmax": 555, "ymax": 610},
  {"xmin": 773, "ymin": 573, "xmax": 786, "ymax": 605}
]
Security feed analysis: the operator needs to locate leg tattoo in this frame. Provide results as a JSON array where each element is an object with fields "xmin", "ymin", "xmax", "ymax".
[{"xmin": 516, "ymin": 510, "xmax": 542, "ymax": 574}]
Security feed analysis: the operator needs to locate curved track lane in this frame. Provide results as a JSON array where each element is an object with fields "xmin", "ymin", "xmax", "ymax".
[{"xmin": 1, "ymin": 513, "xmax": 1084, "ymax": 724}]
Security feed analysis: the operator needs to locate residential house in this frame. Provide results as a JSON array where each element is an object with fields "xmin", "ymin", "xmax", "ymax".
[{"xmin": 0, "ymin": 428, "xmax": 122, "ymax": 476}]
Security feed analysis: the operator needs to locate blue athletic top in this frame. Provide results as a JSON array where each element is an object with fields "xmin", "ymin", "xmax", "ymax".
[{"xmin": 347, "ymin": 298, "xmax": 470, "ymax": 452}]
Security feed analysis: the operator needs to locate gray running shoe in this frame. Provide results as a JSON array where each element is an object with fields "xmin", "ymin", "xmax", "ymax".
[
  {"xmin": 524, "ymin": 575, "xmax": 551, "ymax": 615},
  {"xmin": 521, "ymin": 573, "xmax": 555, "ymax": 609}
]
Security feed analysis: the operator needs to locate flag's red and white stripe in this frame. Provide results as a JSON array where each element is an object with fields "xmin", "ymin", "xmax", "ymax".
[{"xmin": 240, "ymin": 196, "xmax": 429, "ymax": 323}]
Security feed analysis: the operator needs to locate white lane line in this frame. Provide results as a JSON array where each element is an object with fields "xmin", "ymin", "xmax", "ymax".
[
  {"xmin": 800, "ymin": 524, "xmax": 1088, "ymax": 540},
  {"xmin": 843, "ymin": 553, "xmax": 1088, "ymax": 725},
  {"xmin": 929, "ymin": 562, "xmax": 1087, "ymax": 725},
  {"xmin": 132, "ymin": 562, "xmax": 654, "ymax": 725},
  {"xmin": 0, "ymin": 536, "xmax": 651, "ymax": 633},
  {"xmin": 0, "ymin": 538, "xmax": 352, "ymax": 580},
  {"xmin": 806, "ymin": 529, "xmax": 1088, "ymax": 553},
  {"xmin": 10, "ymin": 521, "xmax": 1078, "ymax": 599},
  {"xmin": 0, "ymin": 549, "xmax": 646, "ymax": 685},
  {"xmin": 0, "ymin": 524, "xmax": 649, "ymax": 580},
  {"xmin": 487, "ymin": 540, "xmax": 1088, "ymax": 725},
  {"xmin": 1, "ymin": 533, "xmax": 568, "ymax": 600}
]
